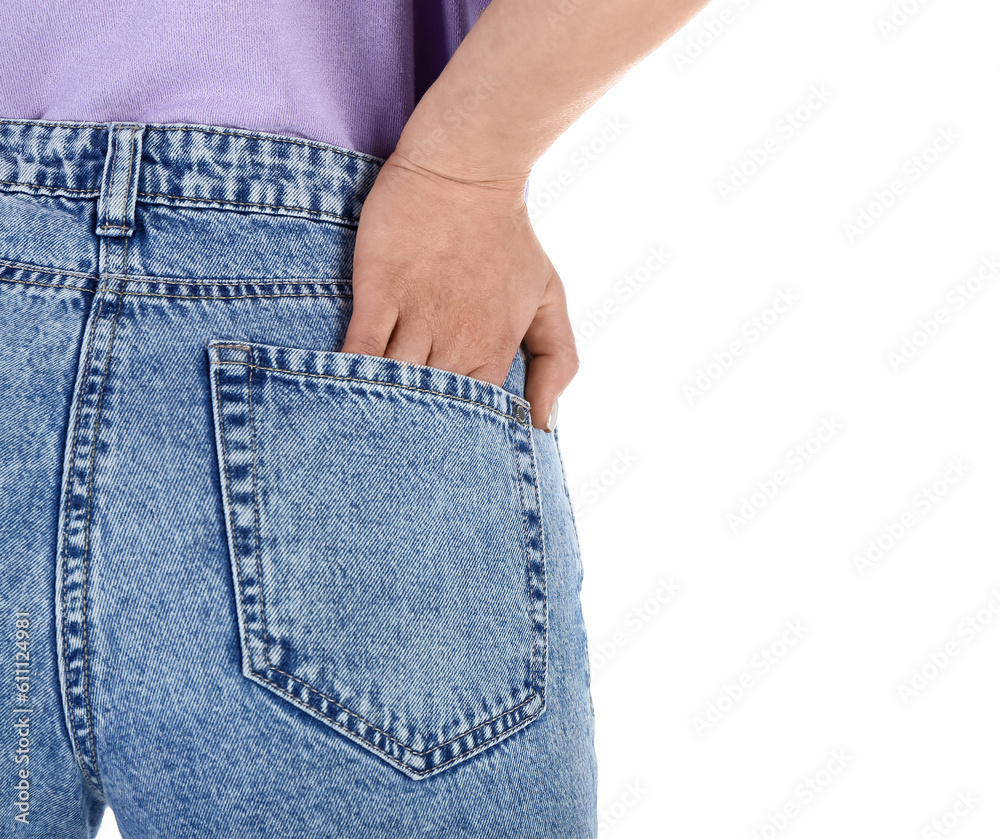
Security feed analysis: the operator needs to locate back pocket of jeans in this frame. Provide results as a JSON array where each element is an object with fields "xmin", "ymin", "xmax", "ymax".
[{"xmin": 207, "ymin": 340, "xmax": 546, "ymax": 779}]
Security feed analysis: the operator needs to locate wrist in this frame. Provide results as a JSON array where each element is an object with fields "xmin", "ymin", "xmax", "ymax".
[
  {"xmin": 375, "ymin": 151, "xmax": 529, "ymax": 224},
  {"xmin": 393, "ymin": 86, "xmax": 538, "ymax": 190}
]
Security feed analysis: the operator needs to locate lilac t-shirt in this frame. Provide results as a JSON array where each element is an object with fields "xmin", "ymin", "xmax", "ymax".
[{"xmin": 0, "ymin": 0, "xmax": 490, "ymax": 160}]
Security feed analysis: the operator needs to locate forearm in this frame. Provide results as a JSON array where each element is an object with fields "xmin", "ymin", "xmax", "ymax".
[{"xmin": 395, "ymin": 0, "xmax": 710, "ymax": 183}]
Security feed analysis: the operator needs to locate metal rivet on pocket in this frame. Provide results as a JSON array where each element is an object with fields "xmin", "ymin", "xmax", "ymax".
[{"xmin": 514, "ymin": 403, "xmax": 528, "ymax": 424}]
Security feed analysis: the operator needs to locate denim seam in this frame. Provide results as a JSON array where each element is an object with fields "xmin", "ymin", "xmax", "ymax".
[
  {"xmin": 105, "ymin": 275, "xmax": 350, "ymax": 286},
  {"xmin": 214, "ymin": 360, "xmax": 528, "ymax": 420},
  {"xmin": 145, "ymin": 124, "xmax": 384, "ymax": 163},
  {"xmin": 260, "ymin": 664, "xmax": 539, "ymax": 760},
  {"xmin": 0, "ymin": 277, "xmax": 95, "ymax": 293},
  {"xmin": 0, "ymin": 277, "xmax": 350, "ymax": 300},
  {"xmin": 121, "ymin": 129, "xmax": 137, "ymax": 227},
  {"xmin": 0, "ymin": 117, "xmax": 109, "ymax": 128},
  {"xmin": 134, "ymin": 191, "xmax": 359, "ymax": 223},
  {"xmin": 214, "ymin": 355, "xmax": 544, "ymax": 770},
  {"xmin": 0, "ymin": 258, "xmax": 353, "ymax": 287},
  {"xmin": 0, "ymin": 258, "xmax": 98, "ymax": 279},
  {"xmin": 213, "ymin": 366, "xmax": 259, "ymax": 672},
  {"xmin": 246, "ymin": 349, "xmax": 274, "ymax": 670},
  {"xmin": 58, "ymin": 235, "xmax": 120, "ymax": 797},
  {"xmin": 511, "ymin": 427, "xmax": 538, "ymax": 692},
  {"xmin": 0, "ymin": 118, "xmax": 383, "ymax": 162},
  {"xmin": 77, "ymin": 247, "xmax": 129, "ymax": 796},
  {"xmin": 59, "ymin": 282, "xmax": 106, "ymax": 797},
  {"xmin": 101, "ymin": 128, "xmax": 119, "ymax": 232},
  {"xmin": 96, "ymin": 127, "xmax": 138, "ymax": 234},
  {"xmin": 525, "ymin": 426, "xmax": 549, "ymax": 691},
  {"xmin": 256, "ymin": 420, "xmax": 539, "ymax": 757},
  {"xmin": 121, "ymin": 291, "xmax": 353, "ymax": 301},
  {"xmin": 0, "ymin": 182, "xmax": 357, "ymax": 220},
  {"xmin": 0, "ymin": 179, "xmax": 99, "ymax": 195}
]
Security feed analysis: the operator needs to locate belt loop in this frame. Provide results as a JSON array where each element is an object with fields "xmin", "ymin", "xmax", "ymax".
[{"xmin": 95, "ymin": 123, "xmax": 145, "ymax": 238}]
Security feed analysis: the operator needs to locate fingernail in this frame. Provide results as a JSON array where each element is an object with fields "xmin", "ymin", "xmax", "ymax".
[{"xmin": 545, "ymin": 398, "xmax": 559, "ymax": 433}]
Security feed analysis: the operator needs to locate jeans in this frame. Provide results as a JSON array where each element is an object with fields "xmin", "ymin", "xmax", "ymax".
[{"xmin": 0, "ymin": 119, "xmax": 597, "ymax": 838}]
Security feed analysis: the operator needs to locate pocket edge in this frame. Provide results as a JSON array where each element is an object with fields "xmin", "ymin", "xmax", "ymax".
[{"xmin": 206, "ymin": 341, "xmax": 549, "ymax": 780}]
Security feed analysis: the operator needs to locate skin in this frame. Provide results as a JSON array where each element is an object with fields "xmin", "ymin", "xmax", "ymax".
[{"xmin": 342, "ymin": 0, "xmax": 710, "ymax": 430}]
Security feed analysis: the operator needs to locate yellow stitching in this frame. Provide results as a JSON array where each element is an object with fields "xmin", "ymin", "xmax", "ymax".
[
  {"xmin": 102, "ymin": 128, "xmax": 119, "ymax": 231},
  {"xmin": 524, "ymin": 426, "xmax": 548, "ymax": 691},
  {"xmin": 0, "ymin": 117, "xmax": 108, "ymax": 128},
  {"xmin": 246, "ymin": 349, "xmax": 273, "ymax": 669},
  {"xmin": 145, "ymin": 124, "xmax": 382, "ymax": 163},
  {"xmin": 214, "ymin": 365, "xmax": 259, "ymax": 676},
  {"xmin": 0, "ymin": 272, "xmax": 344, "ymax": 297},
  {"xmin": 78, "ymin": 253, "xmax": 129, "ymax": 796},
  {"xmin": 106, "ymin": 274, "xmax": 350, "ymax": 286},
  {"xmin": 242, "ymin": 364, "xmax": 532, "ymax": 755},
  {"xmin": 59, "ymin": 275, "xmax": 108, "ymax": 794},
  {"xmin": 264, "ymin": 661, "xmax": 538, "ymax": 758},
  {"xmin": 120, "ymin": 128, "xmax": 137, "ymax": 227},
  {"xmin": 511, "ymin": 428, "xmax": 538, "ymax": 691},
  {"xmin": 0, "ymin": 256, "xmax": 349, "ymax": 287},
  {"xmin": 219, "ymin": 349, "xmax": 538, "ymax": 763},
  {"xmin": 213, "ymin": 360, "xmax": 525, "ymax": 418},
  {"xmin": 122, "ymin": 291, "xmax": 351, "ymax": 300},
  {"xmin": 1, "ymin": 182, "xmax": 357, "ymax": 221},
  {"xmin": 0, "ymin": 179, "xmax": 98, "ymax": 194},
  {"xmin": 0, "ymin": 118, "xmax": 383, "ymax": 164},
  {"xmin": 134, "ymin": 190, "xmax": 358, "ymax": 222},
  {"xmin": 215, "ymin": 355, "xmax": 515, "ymax": 764},
  {"xmin": 0, "ymin": 277, "xmax": 94, "ymax": 293},
  {"xmin": 0, "ymin": 258, "xmax": 97, "ymax": 279}
]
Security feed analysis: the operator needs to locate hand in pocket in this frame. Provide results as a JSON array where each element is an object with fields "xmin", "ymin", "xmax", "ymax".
[{"xmin": 342, "ymin": 151, "xmax": 576, "ymax": 433}]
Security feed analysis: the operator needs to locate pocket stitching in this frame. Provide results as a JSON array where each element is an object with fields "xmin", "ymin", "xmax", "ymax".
[
  {"xmin": 259, "ymin": 663, "xmax": 541, "ymax": 757},
  {"xmin": 212, "ymin": 348, "xmax": 546, "ymax": 776},
  {"xmin": 510, "ymin": 423, "xmax": 541, "ymax": 695},
  {"xmin": 254, "ymin": 414, "xmax": 541, "ymax": 754},
  {"xmin": 247, "ymin": 347, "xmax": 275, "ymax": 672},
  {"xmin": 213, "ymin": 364, "xmax": 258, "ymax": 673},
  {"xmin": 213, "ymin": 358, "xmax": 528, "ymax": 421},
  {"xmin": 250, "ymin": 390, "xmax": 541, "ymax": 754},
  {"xmin": 522, "ymin": 420, "xmax": 549, "ymax": 708}
]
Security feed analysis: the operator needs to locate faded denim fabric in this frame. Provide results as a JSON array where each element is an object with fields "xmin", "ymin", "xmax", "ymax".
[{"xmin": 0, "ymin": 119, "xmax": 597, "ymax": 838}]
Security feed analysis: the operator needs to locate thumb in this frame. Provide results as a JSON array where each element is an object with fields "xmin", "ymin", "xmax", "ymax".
[{"xmin": 522, "ymin": 273, "xmax": 578, "ymax": 432}]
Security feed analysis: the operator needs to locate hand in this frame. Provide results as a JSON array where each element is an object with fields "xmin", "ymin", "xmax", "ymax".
[{"xmin": 340, "ymin": 150, "xmax": 578, "ymax": 432}]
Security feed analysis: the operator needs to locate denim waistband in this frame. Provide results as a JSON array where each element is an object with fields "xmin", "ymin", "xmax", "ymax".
[{"xmin": 0, "ymin": 118, "xmax": 383, "ymax": 227}]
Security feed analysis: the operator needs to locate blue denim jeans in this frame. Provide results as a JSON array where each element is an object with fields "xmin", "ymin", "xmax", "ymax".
[{"xmin": 0, "ymin": 119, "xmax": 597, "ymax": 838}]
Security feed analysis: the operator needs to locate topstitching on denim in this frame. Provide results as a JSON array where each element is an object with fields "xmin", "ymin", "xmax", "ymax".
[
  {"xmin": 0, "ymin": 118, "xmax": 383, "ymax": 224},
  {"xmin": 0, "ymin": 259, "xmax": 355, "ymax": 298},
  {"xmin": 240, "ymin": 352, "xmax": 542, "ymax": 758},
  {"xmin": 209, "ymin": 344, "xmax": 548, "ymax": 777},
  {"xmin": 58, "ymin": 132, "xmax": 139, "ymax": 796},
  {"xmin": 1, "ymin": 117, "xmax": 598, "ymax": 834}
]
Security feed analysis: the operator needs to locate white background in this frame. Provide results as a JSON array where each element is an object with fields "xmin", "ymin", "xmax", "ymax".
[{"xmin": 99, "ymin": 0, "xmax": 1000, "ymax": 836}]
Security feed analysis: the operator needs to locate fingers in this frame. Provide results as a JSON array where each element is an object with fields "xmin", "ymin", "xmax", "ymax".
[
  {"xmin": 340, "ymin": 290, "xmax": 397, "ymax": 358},
  {"xmin": 343, "ymin": 268, "xmax": 576, "ymax": 433},
  {"xmin": 462, "ymin": 349, "xmax": 521, "ymax": 390},
  {"xmin": 384, "ymin": 317, "xmax": 433, "ymax": 367},
  {"xmin": 522, "ymin": 273, "xmax": 579, "ymax": 432},
  {"xmin": 343, "ymin": 156, "xmax": 570, "ymax": 404},
  {"xmin": 426, "ymin": 306, "xmax": 521, "ymax": 387}
]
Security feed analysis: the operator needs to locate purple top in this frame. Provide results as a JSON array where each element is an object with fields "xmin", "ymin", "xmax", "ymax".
[{"xmin": 0, "ymin": 0, "xmax": 490, "ymax": 159}]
